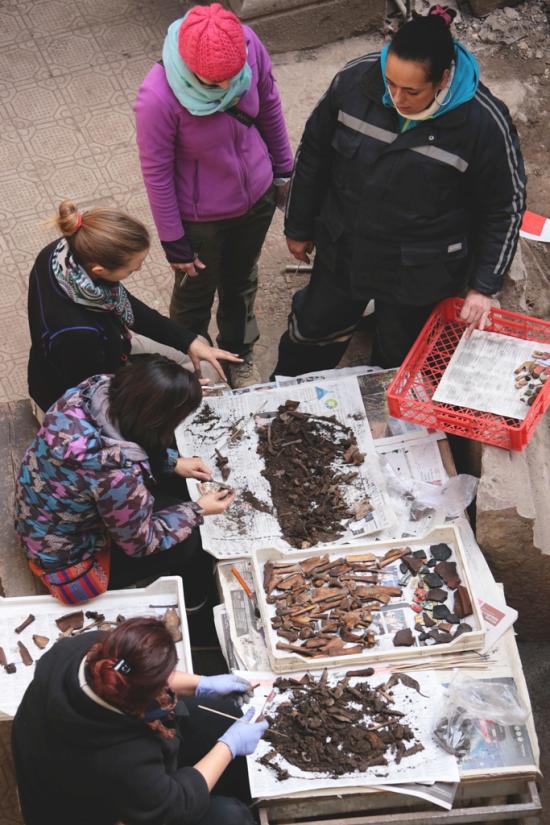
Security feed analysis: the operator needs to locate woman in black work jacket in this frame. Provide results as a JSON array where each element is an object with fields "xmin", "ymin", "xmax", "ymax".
[
  {"xmin": 273, "ymin": 6, "xmax": 526, "ymax": 375},
  {"xmin": 12, "ymin": 617, "xmax": 267, "ymax": 825}
]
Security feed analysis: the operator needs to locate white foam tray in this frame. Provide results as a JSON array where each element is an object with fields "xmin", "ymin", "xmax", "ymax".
[
  {"xmin": 250, "ymin": 525, "xmax": 485, "ymax": 673},
  {"xmin": 0, "ymin": 576, "xmax": 191, "ymax": 720}
]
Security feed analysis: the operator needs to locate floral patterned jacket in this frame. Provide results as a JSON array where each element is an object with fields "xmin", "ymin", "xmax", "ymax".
[{"xmin": 15, "ymin": 375, "xmax": 203, "ymax": 573}]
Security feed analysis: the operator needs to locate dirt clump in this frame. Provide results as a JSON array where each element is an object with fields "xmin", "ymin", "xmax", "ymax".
[
  {"xmin": 257, "ymin": 400, "xmax": 366, "ymax": 547},
  {"xmin": 241, "ymin": 490, "xmax": 273, "ymax": 514},
  {"xmin": 261, "ymin": 670, "xmax": 424, "ymax": 778}
]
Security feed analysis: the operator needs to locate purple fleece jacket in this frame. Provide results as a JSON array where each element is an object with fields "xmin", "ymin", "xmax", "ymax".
[{"xmin": 134, "ymin": 26, "xmax": 293, "ymax": 256}]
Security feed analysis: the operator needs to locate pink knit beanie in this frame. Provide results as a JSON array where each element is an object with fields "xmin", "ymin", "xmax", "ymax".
[{"xmin": 178, "ymin": 4, "xmax": 246, "ymax": 83}]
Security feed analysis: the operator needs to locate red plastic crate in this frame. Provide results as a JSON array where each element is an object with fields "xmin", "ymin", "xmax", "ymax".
[{"xmin": 386, "ymin": 298, "xmax": 550, "ymax": 451}]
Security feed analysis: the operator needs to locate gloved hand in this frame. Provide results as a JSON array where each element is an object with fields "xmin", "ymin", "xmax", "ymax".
[
  {"xmin": 218, "ymin": 708, "xmax": 269, "ymax": 758},
  {"xmin": 196, "ymin": 674, "xmax": 252, "ymax": 700}
]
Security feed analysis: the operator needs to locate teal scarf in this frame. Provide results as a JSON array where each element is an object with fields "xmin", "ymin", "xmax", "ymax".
[
  {"xmin": 162, "ymin": 17, "xmax": 252, "ymax": 116},
  {"xmin": 381, "ymin": 41, "xmax": 479, "ymax": 131}
]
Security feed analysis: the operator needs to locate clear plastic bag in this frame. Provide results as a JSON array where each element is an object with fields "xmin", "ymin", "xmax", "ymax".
[
  {"xmin": 382, "ymin": 460, "xmax": 479, "ymax": 522},
  {"xmin": 433, "ymin": 672, "xmax": 529, "ymax": 758}
]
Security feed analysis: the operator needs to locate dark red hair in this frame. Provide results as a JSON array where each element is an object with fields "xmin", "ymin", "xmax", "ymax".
[{"xmin": 86, "ymin": 617, "xmax": 177, "ymax": 714}]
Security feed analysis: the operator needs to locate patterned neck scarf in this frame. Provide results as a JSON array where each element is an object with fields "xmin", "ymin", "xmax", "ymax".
[{"xmin": 51, "ymin": 238, "xmax": 134, "ymax": 327}]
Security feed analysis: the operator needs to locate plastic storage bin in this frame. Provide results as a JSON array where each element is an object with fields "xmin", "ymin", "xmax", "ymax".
[{"xmin": 386, "ymin": 298, "xmax": 550, "ymax": 451}]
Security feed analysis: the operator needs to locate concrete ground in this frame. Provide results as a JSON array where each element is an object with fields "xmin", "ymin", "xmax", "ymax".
[{"xmin": 0, "ymin": 0, "xmax": 548, "ymax": 821}]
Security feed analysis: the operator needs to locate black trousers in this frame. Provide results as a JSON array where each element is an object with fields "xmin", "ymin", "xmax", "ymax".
[
  {"xmin": 108, "ymin": 474, "xmax": 213, "ymax": 611},
  {"xmin": 169, "ymin": 186, "xmax": 277, "ymax": 356},
  {"xmin": 272, "ymin": 240, "xmax": 436, "ymax": 377},
  {"xmin": 180, "ymin": 696, "xmax": 255, "ymax": 825}
]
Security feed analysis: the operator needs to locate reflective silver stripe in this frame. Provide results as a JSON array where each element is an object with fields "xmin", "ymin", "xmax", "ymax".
[
  {"xmin": 475, "ymin": 89, "xmax": 525, "ymax": 276},
  {"xmin": 337, "ymin": 111, "xmax": 397, "ymax": 144},
  {"xmin": 289, "ymin": 313, "xmax": 356, "ymax": 345},
  {"xmin": 411, "ymin": 145, "xmax": 469, "ymax": 172},
  {"xmin": 338, "ymin": 111, "xmax": 469, "ymax": 172}
]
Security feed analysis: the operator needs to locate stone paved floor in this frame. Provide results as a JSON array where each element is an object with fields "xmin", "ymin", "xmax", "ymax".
[{"xmin": 0, "ymin": 0, "xmax": 381, "ymax": 402}]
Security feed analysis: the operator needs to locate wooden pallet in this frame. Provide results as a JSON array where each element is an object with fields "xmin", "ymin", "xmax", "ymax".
[{"xmin": 258, "ymin": 777, "xmax": 541, "ymax": 824}]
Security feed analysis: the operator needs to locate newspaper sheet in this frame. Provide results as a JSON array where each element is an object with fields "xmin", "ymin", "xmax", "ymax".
[
  {"xmin": 176, "ymin": 377, "xmax": 395, "ymax": 558},
  {"xmin": 217, "ymin": 560, "xmax": 271, "ymax": 672},
  {"xmin": 433, "ymin": 329, "xmax": 547, "ymax": 420},
  {"xmin": 376, "ymin": 434, "xmax": 447, "ymax": 482},
  {"xmin": 275, "ymin": 365, "xmax": 382, "ymax": 386},
  {"xmin": 241, "ymin": 670, "xmax": 460, "ymax": 797},
  {"xmin": 213, "ymin": 604, "xmax": 242, "ymax": 671},
  {"xmin": 479, "ymin": 598, "xmax": 518, "ymax": 655},
  {"xmin": 356, "ymin": 370, "xmax": 429, "ymax": 445},
  {"xmin": 277, "ymin": 367, "xmax": 430, "ymax": 446}
]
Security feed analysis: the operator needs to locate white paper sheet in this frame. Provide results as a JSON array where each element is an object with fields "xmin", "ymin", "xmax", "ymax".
[
  {"xmin": 241, "ymin": 670, "xmax": 459, "ymax": 797},
  {"xmin": 380, "ymin": 781, "xmax": 458, "ymax": 810},
  {"xmin": 217, "ymin": 560, "xmax": 272, "ymax": 671},
  {"xmin": 478, "ymin": 598, "xmax": 518, "ymax": 655},
  {"xmin": 176, "ymin": 377, "xmax": 396, "ymax": 558},
  {"xmin": 433, "ymin": 329, "xmax": 546, "ymax": 420}
]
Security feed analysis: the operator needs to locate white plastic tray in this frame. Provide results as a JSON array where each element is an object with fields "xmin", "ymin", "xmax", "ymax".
[
  {"xmin": 250, "ymin": 525, "xmax": 485, "ymax": 673},
  {"xmin": 0, "ymin": 576, "xmax": 191, "ymax": 720}
]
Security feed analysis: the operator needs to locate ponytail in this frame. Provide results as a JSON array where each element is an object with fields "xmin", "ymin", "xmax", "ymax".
[
  {"xmin": 54, "ymin": 199, "xmax": 150, "ymax": 271},
  {"xmin": 86, "ymin": 617, "xmax": 177, "ymax": 714}
]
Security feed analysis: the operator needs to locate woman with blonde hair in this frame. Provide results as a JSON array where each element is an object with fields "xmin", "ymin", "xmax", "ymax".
[{"xmin": 27, "ymin": 200, "xmax": 241, "ymax": 414}]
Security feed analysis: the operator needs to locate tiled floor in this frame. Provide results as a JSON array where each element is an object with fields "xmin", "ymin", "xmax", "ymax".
[
  {"xmin": 0, "ymin": 0, "xmax": 188, "ymax": 401},
  {"xmin": 0, "ymin": 0, "xmax": 380, "ymax": 403}
]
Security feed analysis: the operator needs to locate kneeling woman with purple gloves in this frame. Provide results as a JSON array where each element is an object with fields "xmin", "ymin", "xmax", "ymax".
[{"xmin": 12, "ymin": 617, "xmax": 267, "ymax": 825}]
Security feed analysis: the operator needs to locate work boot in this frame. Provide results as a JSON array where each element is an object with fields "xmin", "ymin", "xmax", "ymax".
[{"xmin": 227, "ymin": 354, "xmax": 261, "ymax": 389}]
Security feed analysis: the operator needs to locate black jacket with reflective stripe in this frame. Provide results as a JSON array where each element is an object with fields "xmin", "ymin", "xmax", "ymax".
[{"xmin": 285, "ymin": 54, "xmax": 526, "ymax": 302}]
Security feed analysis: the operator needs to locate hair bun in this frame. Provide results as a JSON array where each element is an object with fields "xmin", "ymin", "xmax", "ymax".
[
  {"xmin": 428, "ymin": 4, "xmax": 457, "ymax": 26},
  {"xmin": 88, "ymin": 657, "xmax": 131, "ymax": 704},
  {"xmin": 56, "ymin": 199, "xmax": 83, "ymax": 237}
]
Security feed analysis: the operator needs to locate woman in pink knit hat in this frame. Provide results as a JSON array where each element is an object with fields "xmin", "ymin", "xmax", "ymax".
[{"xmin": 135, "ymin": 4, "xmax": 293, "ymax": 388}]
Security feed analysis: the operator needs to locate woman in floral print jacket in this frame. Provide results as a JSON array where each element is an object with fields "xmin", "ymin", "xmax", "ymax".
[{"xmin": 14, "ymin": 355, "xmax": 234, "ymax": 618}]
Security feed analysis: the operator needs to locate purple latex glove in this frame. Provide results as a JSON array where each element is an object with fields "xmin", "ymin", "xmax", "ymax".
[
  {"xmin": 218, "ymin": 707, "xmax": 269, "ymax": 757},
  {"xmin": 195, "ymin": 674, "xmax": 251, "ymax": 700}
]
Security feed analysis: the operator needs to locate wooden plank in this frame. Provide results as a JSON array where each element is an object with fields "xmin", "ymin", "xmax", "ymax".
[
  {"xmin": 0, "ymin": 721, "xmax": 22, "ymax": 825},
  {"xmin": 0, "ymin": 400, "xmax": 42, "ymax": 597},
  {"xmin": 438, "ymin": 437, "xmax": 457, "ymax": 478},
  {"xmin": 259, "ymin": 780, "xmax": 542, "ymax": 824},
  {"xmin": 258, "ymin": 777, "xmax": 541, "ymax": 822}
]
